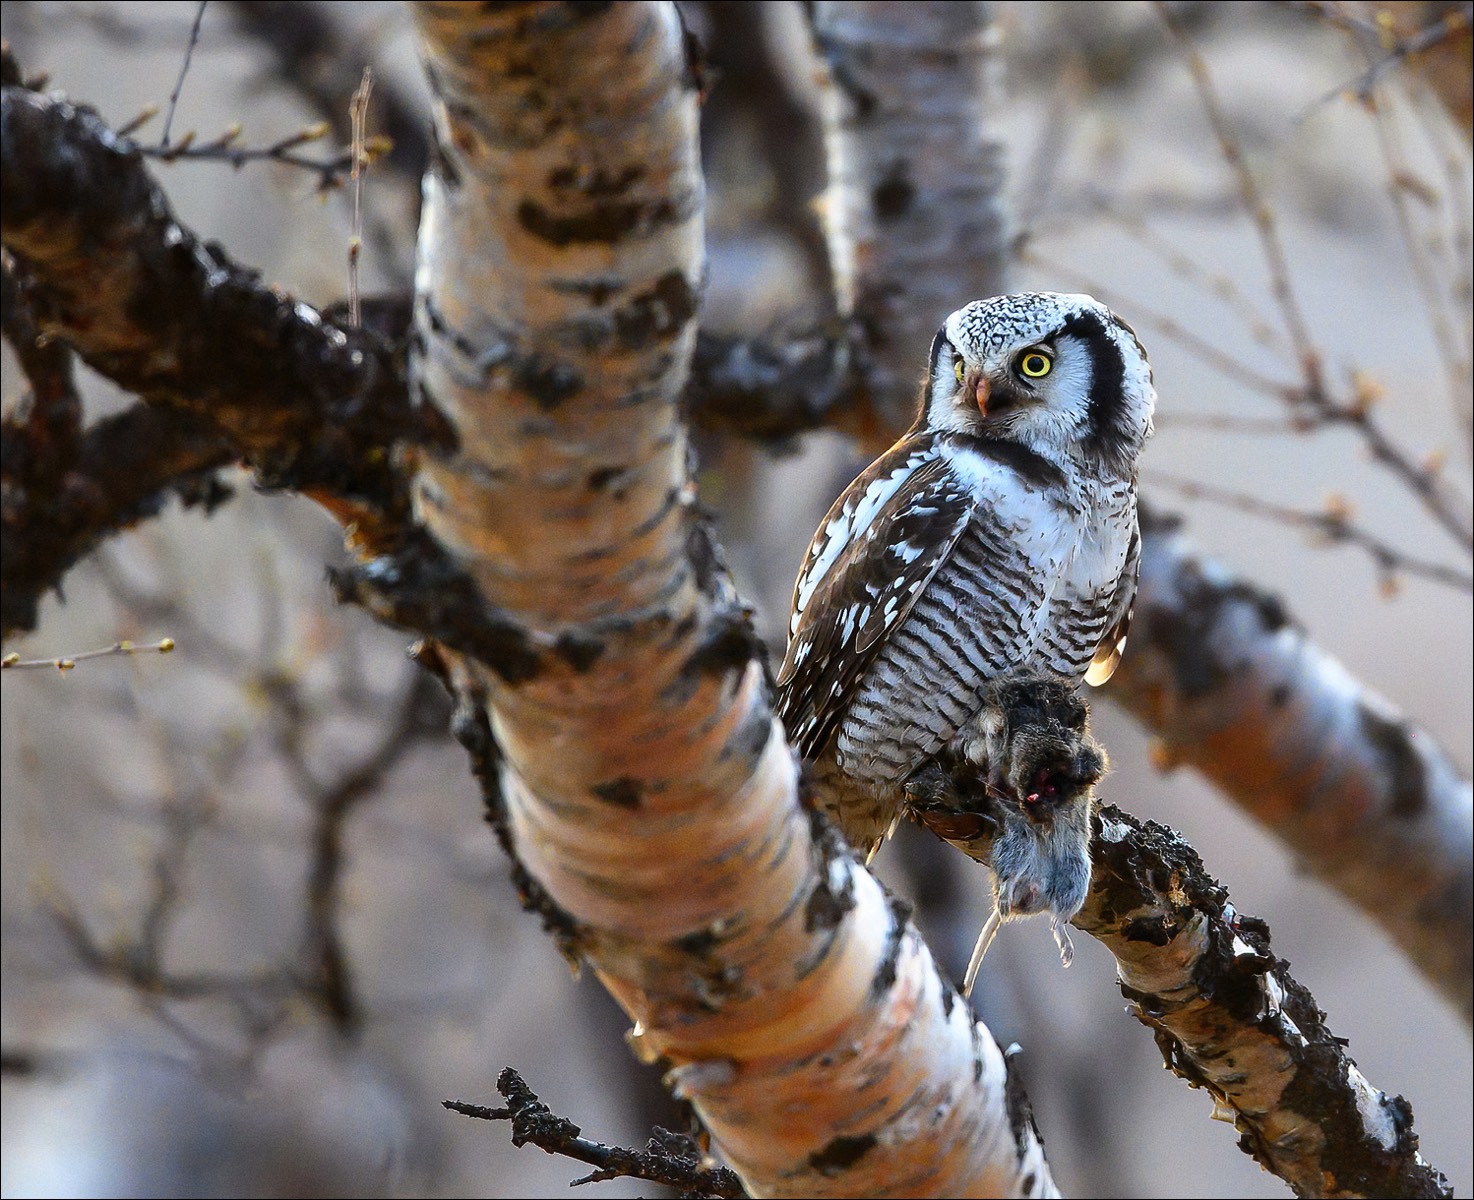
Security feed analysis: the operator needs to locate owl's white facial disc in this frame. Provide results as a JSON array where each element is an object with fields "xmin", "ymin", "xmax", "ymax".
[{"xmin": 925, "ymin": 292, "xmax": 1155, "ymax": 475}]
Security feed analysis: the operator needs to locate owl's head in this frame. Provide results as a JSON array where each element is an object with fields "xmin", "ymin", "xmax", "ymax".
[{"xmin": 921, "ymin": 292, "xmax": 1155, "ymax": 475}]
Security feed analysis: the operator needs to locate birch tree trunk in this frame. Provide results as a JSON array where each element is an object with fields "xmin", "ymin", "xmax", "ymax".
[
  {"xmin": 811, "ymin": 0, "xmax": 1011, "ymax": 440},
  {"xmin": 408, "ymin": 4, "xmax": 1053, "ymax": 1195}
]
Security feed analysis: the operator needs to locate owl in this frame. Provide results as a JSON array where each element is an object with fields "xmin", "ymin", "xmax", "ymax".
[{"xmin": 775, "ymin": 292, "xmax": 1154, "ymax": 862}]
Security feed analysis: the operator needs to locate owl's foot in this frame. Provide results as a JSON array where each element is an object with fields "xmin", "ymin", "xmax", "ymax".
[{"xmin": 905, "ymin": 759, "xmax": 1000, "ymax": 848}]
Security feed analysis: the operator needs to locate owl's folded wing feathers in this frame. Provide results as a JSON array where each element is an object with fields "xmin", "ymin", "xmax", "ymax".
[{"xmin": 776, "ymin": 441, "xmax": 974, "ymax": 760}]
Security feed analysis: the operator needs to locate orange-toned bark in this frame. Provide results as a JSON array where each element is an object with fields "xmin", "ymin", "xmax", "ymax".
[{"xmin": 410, "ymin": 3, "xmax": 1055, "ymax": 1195}]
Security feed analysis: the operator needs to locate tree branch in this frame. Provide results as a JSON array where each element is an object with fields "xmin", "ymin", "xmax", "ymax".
[
  {"xmin": 1112, "ymin": 510, "xmax": 1474, "ymax": 1026},
  {"xmin": 0, "ymin": 85, "xmax": 429, "ymax": 514},
  {"xmin": 446, "ymin": 1066, "xmax": 747, "ymax": 1199},
  {"xmin": 915, "ymin": 784, "xmax": 1453, "ymax": 1199},
  {"xmin": 1, "ymin": 348, "xmax": 235, "ymax": 637}
]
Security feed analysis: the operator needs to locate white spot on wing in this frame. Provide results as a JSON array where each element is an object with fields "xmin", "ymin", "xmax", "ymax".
[{"xmin": 794, "ymin": 453, "xmax": 931, "ymax": 616}]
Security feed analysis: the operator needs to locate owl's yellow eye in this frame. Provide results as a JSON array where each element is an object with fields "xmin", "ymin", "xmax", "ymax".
[
  {"xmin": 1017, "ymin": 349, "xmax": 1053, "ymax": 379},
  {"xmin": 954, "ymin": 359, "xmax": 966, "ymax": 384}
]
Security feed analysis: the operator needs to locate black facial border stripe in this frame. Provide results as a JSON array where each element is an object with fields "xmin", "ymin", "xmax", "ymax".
[{"xmin": 1058, "ymin": 309, "xmax": 1129, "ymax": 462}]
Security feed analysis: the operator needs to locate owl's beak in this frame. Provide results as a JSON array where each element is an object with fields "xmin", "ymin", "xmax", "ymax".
[{"xmin": 970, "ymin": 371, "xmax": 992, "ymax": 417}]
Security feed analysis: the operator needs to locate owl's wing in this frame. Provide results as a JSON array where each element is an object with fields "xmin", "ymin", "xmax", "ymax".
[
  {"xmin": 776, "ymin": 441, "xmax": 975, "ymax": 760},
  {"xmin": 1084, "ymin": 522, "xmax": 1139, "ymax": 687}
]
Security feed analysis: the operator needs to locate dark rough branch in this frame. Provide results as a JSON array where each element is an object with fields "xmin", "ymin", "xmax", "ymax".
[
  {"xmin": 1083, "ymin": 806, "xmax": 1449, "ymax": 1200},
  {"xmin": 684, "ymin": 323, "xmax": 863, "ymax": 445},
  {"xmin": 0, "ymin": 83, "xmax": 449, "ymax": 638},
  {"xmin": 914, "ymin": 780, "xmax": 1452, "ymax": 1200},
  {"xmin": 446, "ymin": 1067, "xmax": 747, "ymax": 1198},
  {"xmin": 1, "ymin": 397, "xmax": 234, "ymax": 636},
  {"xmin": 0, "ymin": 86, "xmax": 429, "ymax": 508}
]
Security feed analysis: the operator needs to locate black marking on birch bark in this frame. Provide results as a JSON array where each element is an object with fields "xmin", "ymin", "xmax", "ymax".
[
  {"xmin": 412, "ymin": 381, "xmax": 461, "ymax": 455},
  {"xmin": 590, "ymin": 778, "xmax": 643, "ymax": 810},
  {"xmin": 516, "ymin": 196, "xmax": 680, "ymax": 247},
  {"xmin": 807, "ymin": 1133, "xmax": 876, "ymax": 1175},
  {"xmin": 803, "ymin": 807, "xmax": 857, "ymax": 933},
  {"xmin": 509, "ymin": 351, "xmax": 584, "ymax": 409},
  {"xmin": 871, "ymin": 160, "xmax": 915, "ymax": 220},
  {"xmin": 428, "ymin": 126, "xmax": 464, "ymax": 191},
  {"xmin": 676, "ymin": 604, "xmax": 764, "ymax": 684},
  {"xmin": 327, "ymin": 527, "xmax": 544, "ymax": 685},
  {"xmin": 686, "ymin": 509, "xmax": 729, "ymax": 595},
  {"xmin": 586, "ymin": 464, "xmax": 636, "ymax": 495},
  {"xmin": 523, "ymin": 0, "xmax": 613, "ymax": 24},
  {"xmin": 423, "ymin": 296, "xmax": 482, "ymax": 365},
  {"xmin": 1003, "ymin": 1043, "xmax": 1045, "ymax": 1157},
  {"xmin": 550, "ymin": 275, "xmax": 626, "ymax": 306},
  {"xmin": 552, "ymin": 630, "xmax": 605, "ymax": 672},
  {"xmin": 1357, "ymin": 703, "xmax": 1429, "ymax": 819},
  {"xmin": 808, "ymin": 23, "xmax": 879, "ymax": 123},
  {"xmin": 715, "ymin": 689, "xmax": 772, "ymax": 764},
  {"xmin": 672, "ymin": 925, "xmax": 722, "ymax": 956},
  {"xmin": 627, "ymin": 484, "xmax": 684, "ymax": 540},
  {"xmin": 870, "ymin": 894, "xmax": 912, "ymax": 998},
  {"xmin": 612, "ymin": 271, "xmax": 699, "ymax": 350}
]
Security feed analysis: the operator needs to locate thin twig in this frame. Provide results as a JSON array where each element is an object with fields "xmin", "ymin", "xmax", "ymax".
[
  {"xmin": 446, "ymin": 1068, "xmax": 747, "ymax": 1199},
  {"xmin": 1154, "ymin": 2, "xmax": 1325, "ymax": 396},
  {"xmin": 159, "ymin": 1, "xmax": 209, "ymax": 150},
  {"xmin": 290, "ymin": 667, "xmax": 444, "ymax": 1036},
  {"xmin": 1147, "ymin": 470, "xmax": 1472, "ymax": 593},
  {"xmin": 1094, "ymin": 198, "xmax": 1286, "ymax": 352},
  {"xmin": 1366, "ymin": 79, "xmax": 1473, "ymax": 452},
  {"xmin": 1153, "ymin": 412, "xmax": 1312, "ymax": 435},
  {"xmin": 2, "ymin": 638, "xmax": 176, "ymax": 672},
  {"xmin": 1018, "ymin": 244, "xmax": 1298, "ymax": 399},
  {"xmin": 140, "ymin": 121, "xmax": 369, "ymax": 193},
  {"xmin": 1299, "ymin": 0, "xmax": 1474, "ymax": 110},
  {"xmin": 348, "ymin": 68, "xmax": 373, "ymax": 327}
]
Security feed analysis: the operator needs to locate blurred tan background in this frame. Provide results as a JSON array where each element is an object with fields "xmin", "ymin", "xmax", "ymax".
[{"xmin": 2, "ymin": 3, "xmax": 1469, "ymax": 1197}]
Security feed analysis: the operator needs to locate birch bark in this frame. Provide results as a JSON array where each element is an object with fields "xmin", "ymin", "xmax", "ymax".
[{"xmin": 409, "ymin": 4, "xmax": 1054, "ymax": 1195}]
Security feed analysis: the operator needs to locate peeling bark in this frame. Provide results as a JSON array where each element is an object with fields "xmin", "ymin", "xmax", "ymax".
[
  {"xmin": 1085, "ymin": 807, "xmax": 1450, "ymax": 1199},
  {"xmin": 408, "ymin": 3, "xmax": 1054, "ymax": 1195}
]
